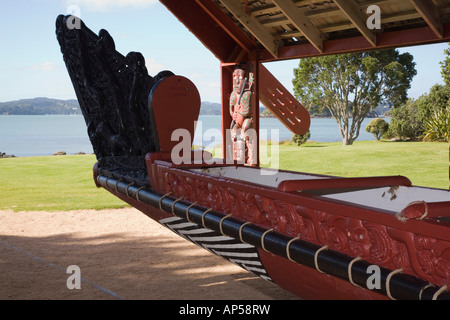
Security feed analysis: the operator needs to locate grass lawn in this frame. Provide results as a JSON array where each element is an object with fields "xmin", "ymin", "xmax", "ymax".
[
  {"xmin": 0, "ymin": 155, "xmax": 127, "ymax": 212},
  {"xmin": 0, "ymin": 141, "xmax": 448, "ymax": 212}
]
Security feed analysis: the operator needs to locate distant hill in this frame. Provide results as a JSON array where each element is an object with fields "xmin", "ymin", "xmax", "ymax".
[
  {"xmin": 0, "ymin": 98, "xmax": 224, "ymax": 116},
  {"xmin": 199, "ymin": 102, "xmax": 221, "ymax": 115},
  {"xmin": 200, "ymin": 101, "xmax": 270, "ymax": 116},
  {"xmin": 0, "ymin": 97, "xmax": 81, "ymax": 115},
  {"xmin": 0, "ymin": 98, "xmax": 275, "ymax": 116}
]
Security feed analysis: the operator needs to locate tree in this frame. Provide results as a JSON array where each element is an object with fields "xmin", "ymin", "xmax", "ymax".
[
  {"xmin": 365, "ymin": 118, "xmax": 389, "ymax": 141},
  {"xmin": 425, "ymin": 83, "xmax": 450, "ymax": 112},
  {"xmin": 293, "ymin": 49, "xmax": 416, "ymax": 145},
  {"xmin": 440, "ymin": 43, "xmax": 450, "ymax": 86}
]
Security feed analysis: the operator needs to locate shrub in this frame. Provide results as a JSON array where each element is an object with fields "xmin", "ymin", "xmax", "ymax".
[
  {"xmin": 365, "ymin": 118, "xmax": 389, "ymax": 141},
  {"xmin": 387, "ymin": 85, "xmax": 450, "ymax": 140},
  {"xmin": 422, "ymin": 108, "xmax": 450, "ymax": 142},
  {"xmin": 292, "ymin": 130, "xmax": 311, "ymax": 146},
  {"xmin": 385, "ymin": 98, "xmax": 426, "ymax": 140}
]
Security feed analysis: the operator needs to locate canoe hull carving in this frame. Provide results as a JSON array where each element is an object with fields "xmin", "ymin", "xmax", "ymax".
[{"xmin": 57, "ymin": 14, "xmax": 450, "ymax": 300}]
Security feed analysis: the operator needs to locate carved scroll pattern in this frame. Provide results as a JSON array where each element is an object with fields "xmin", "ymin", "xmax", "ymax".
[
  {"xmin": 56, "ymin": 15, "xmax": 175, "ymax": 184},
  {"xmin": 162, "ymin": 170, "xmax": 450, "ymax": 287},
  {"xmin": 56, "ymin": 15, "xmax": 158, "ymax": 160}
]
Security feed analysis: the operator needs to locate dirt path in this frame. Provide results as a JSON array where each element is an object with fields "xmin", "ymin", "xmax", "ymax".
[{"xmin": 0, "ymin": 207, "xmax": 299, "ymax": 300}]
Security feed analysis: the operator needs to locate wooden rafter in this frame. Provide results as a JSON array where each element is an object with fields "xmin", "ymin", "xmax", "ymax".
[
  {"xmin": 267, "ymin": 8, "xmax": 450, "ymax": 37},
  {"xmin": 408, "ymin": 0, "xmax": 444, "ymax": 38},
  {"xmin": 195, "ymin": 0, "xmax": 256, "ymax": 53},
  {"xmin": 218, "ymin": 0, "xmax": 279, "ymax": 58},
  {"xmin": 332, "ymin": 0, "xmax": 377, "ymax": 47},
  {"xmin": 258, "ymin": 23, "xmax": 450, "ymax": 62},
  {"xmin": 251, "ymin": 0, "xmax": 397, "ymax": 18},
  {"xmin": 161, "ymin": 0, "xmax": 450, "ymax": 63},
  {"xmin": 272, "ymin": 0, "xmax": 324, "ymax": 53}
]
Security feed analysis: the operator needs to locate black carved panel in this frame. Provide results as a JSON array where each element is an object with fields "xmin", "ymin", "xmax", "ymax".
[{"xmin": 56, "ymin": 15, "xmax": 173, "ymax": 183}]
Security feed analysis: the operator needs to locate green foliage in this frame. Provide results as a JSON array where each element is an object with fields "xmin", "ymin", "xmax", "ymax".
[
  {"xmin": 292, "ymin": 130, "xmax": 311, "ymax": 146},
  {"xmin": 387, "ymin": 84, "xmax": 450, "ymax": 140},
  {"xmin": 365, "ymin": 118, "xmax": 389, "ymax": 140},
  {"xmin": 440, "ymin": 44, "xmax": 450, "ymax": 86},
  {"xmin": 426, "ymin": 84, "xmax": 450, "ymax": 110},
  {"xmin": 422, "ymin": 108, "xmax": 450, "ymax": 142},
  {"xmin": 385, "ymin": 99, "xmax": 425, "ymax": 140},
  {"xmin": 292, "ymin": 49, "xmax": 416, "ymax": 145}
]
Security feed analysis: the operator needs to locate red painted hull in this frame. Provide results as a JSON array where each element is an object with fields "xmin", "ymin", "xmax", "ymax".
[{"xmin": 94, "ymin": 152, "xmax": 450, "ymax": 300}]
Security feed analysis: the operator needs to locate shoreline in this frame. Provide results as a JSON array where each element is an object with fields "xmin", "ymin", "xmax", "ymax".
[
  {"xmin": 0, "ymin": 139, "xmax": 392, "ymax": 158},
  {"xmin": 0, "ymin": 116, "xmax": 385, "ymax": 157}
]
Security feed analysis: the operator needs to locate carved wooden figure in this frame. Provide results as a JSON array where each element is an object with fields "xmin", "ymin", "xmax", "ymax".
[{"xmin": 229, "ymin": 67, "xmax": 256, "ymax": 166}]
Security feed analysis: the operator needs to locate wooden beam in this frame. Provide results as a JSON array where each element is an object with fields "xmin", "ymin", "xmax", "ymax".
[
  {"xmin": 194, "ymin": 0, "xmax": 256, "ymax": 53},
  {"xmin": 218, "ymin": 0, "xmax": 279, "ymax": 58},
  {"xmin": 274, "ymin": 9, "xmax": 438, "ymax": 37},
  {"xmin": 272, "ymin": 0, "xmax": 324, "ymax": 53},
  {"xmin": 252, "ymin": 0, "xmax": 397, "ymax": 18},
  {"xmin": 258, "ymin": 23, "xmax": 450, "ymax": 62},
  {"xmin": 408, "ymin": 0, "xmax": 444, "ymax": 38},
  {"xmin": 160, "ymin": 0, "xmax": 243, "ymax": 63},
  {"xmin": 258, "ymin": 64, "xmax": 311, "ymax": 135},
  {"xmin": 332, "ymin": 0, "xmax": 377, "ymax": 47}
]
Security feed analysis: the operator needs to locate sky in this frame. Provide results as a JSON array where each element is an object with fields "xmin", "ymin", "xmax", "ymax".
[{"xmin": 0, "ymin": 0, "xmax": 448, "ymax": 104}]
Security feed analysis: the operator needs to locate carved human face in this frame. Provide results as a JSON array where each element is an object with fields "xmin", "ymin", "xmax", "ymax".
[{"xmin": 233, "ymin": 69, "xmax": 245, "ymax": 93}]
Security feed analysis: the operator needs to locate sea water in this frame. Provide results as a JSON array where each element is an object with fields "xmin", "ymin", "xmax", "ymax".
[{"xmin": 0, "ymin": 115, "xmax": 381, "ymax": 157}]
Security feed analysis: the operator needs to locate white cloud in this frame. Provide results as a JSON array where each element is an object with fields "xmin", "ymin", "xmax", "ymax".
[
  {"xmin": 32, "ymin": 62, "xmax": 56, "ymax": 71},
  {"xmin": 67, "ymin": 0, "xmax": 157, "ymax": 12}
]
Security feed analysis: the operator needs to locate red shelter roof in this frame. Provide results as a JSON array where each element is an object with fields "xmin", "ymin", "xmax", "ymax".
[{"xmin": 160, "ymin": 0, "xmax": 450, "ymax": 63}]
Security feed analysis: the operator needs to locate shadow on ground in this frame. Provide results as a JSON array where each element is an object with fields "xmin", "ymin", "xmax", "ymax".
[{"xmin": 0, "ymin": 208, "xmax": 300, "ymax": 300}]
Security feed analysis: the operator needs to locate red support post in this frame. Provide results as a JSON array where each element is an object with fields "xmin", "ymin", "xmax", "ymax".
[{"xmin": 221, "ymin": 63, "xmax": 233, "ymax": 161}]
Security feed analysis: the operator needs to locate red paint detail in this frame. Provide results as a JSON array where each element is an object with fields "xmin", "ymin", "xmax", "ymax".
[{"xmin": 150, "ymin": 75, "xmax": 201, "ymax": 153}]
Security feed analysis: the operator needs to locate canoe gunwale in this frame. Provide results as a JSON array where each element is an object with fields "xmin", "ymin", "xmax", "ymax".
[{"xmin": 95, "ymin": 173, "xmax": 450, "ymax": 300}]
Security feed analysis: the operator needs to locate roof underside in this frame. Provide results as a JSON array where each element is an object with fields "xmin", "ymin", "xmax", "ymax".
[{"xmin": 160, "ymin": 0, "xmax": 450, "ymax": 63}]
